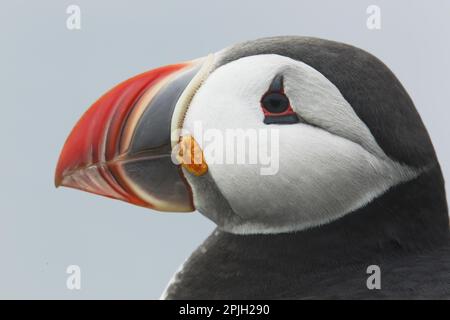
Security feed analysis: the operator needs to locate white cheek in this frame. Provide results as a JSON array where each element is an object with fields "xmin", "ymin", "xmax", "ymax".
[
  {"xmin": 183, "ymin": 55, "xmax": 289, "ymax": 139},
  {"xmin": 180, "ymin": 54, "xmax": 419, "ymax": 234},
  {"xmin": 205, "ymin": 124, "xmax": 416, "ymax": 233},
  {"xmin": 182, "ymin": 78, "xmax": 267, "ymax": 148}
]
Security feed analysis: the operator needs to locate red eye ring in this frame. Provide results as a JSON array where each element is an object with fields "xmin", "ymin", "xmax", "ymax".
[{"xmin": 261, "ymin": 74, "xmax": 299, "ymax": 124}]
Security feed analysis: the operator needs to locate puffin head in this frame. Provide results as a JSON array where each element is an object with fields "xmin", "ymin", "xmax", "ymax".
[{"xmin": 55, "ymin": 37, "xmax": 448, "ymax": 238}]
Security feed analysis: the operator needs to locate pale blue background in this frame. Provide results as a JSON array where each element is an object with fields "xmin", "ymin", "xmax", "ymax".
[{"xmin": 1, "ymin": 0, "xmax": 449, "ymax": 299}]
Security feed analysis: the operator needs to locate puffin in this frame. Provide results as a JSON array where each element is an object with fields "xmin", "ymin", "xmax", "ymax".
[{"xmin": 55, "ymin": 36, "xmax": 450, "ymax": 299}]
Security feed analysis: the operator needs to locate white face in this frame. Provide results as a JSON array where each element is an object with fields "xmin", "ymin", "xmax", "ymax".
[{"xmin": 180, "ymin": 54, "xmax": 419, "ymax": 234}]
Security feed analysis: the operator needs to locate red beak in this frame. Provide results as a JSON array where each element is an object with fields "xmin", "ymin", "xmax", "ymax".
[{"xmin": 55, "ymin": 57, "xmax": 210, "ymax": 212}]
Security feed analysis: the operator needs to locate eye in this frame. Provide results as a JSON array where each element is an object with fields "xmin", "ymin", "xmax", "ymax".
[
  {"xmin": 261, "ymin": 92, "xmax": 289, "ymax": 113},
  {"xmin": 261, "ymin": 75, "xmax": 299, "ymax": 125}
]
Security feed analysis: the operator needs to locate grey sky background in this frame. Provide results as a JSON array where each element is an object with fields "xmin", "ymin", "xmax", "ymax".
[{"xmin": 1, "ymin": 0, "xmax": 449, "ymax": 299}]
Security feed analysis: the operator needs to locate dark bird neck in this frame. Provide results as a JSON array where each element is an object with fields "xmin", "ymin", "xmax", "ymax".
[
  {"xmin": 165, "ymin": 164, "xmax": 449, "ymax": 299},
  {"xmin": 223, "ymin": 164, "xmax": 449, "ymax": 268}
]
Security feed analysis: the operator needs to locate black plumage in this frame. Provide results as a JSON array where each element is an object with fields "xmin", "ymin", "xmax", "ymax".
[{"xmin": 165, "ymin": 166, "xmax": 449, "ymax": 299}]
